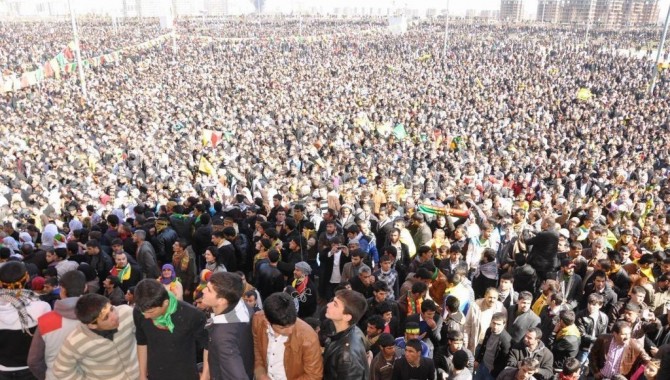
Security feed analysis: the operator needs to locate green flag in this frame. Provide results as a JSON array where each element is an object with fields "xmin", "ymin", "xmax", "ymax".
[
  {"xmin": 55, "ymin": 53, "xmax": 66, "ymax": 67},
  {"xmin": 393, "ymin": 124, "xmax": 407, "ymax": 140}
]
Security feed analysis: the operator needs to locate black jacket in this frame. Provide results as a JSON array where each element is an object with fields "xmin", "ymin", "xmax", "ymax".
[
  {"xmin": 277, "ymin": 249, "xmax": 303, "ymax": 281},
  {"xmin": 296, "ymin": 276, "xmax": 318, "ymax": 319},
  {"xmin": 323, "ymin": 325, "xmax": 369, "ymax": 380},
  {"xmin": 216, "ymin": 243, "xmax": 238, "ymax": 273},
  {"xmin": 191, "ymin": 224, "xmax": 212, "ymax": 256},
  {"xmin": 575, "ymin": 309, "xmax": 608, "ymax": 351},
  {"xmin": 255, "ymin": 263, "xmax": 285, "ymax": 301},
  {"xmin": 526, "ymin": 230, "xmax": 560, "ymax": 272},
  {"xmin": 581, "ymin": 283, "xmax": 618, "ymax": 317},
  {"xmin": 552, "ymin": 330, "xmax": 580, "ymax": 370},
  {"xmin": 169, "ymin": 213, "xmax": 194, "ymax": 243},
  {"xmin": 206, "ymin": 304, "xmax": 254, "ymax": 380},
  {"xmin": 555, "ymin": 273, "xmax": 583, "ymax": 308},
  {"xmin": 475, "ymin": 328, "xmax": 512, "ymax": 377},
  {"xmin": 609, "ymin": 268, "xmax": 632, "ymax": 300},
  {"xmin": 318, "ymin": 249, "xmax": 351, "ymax": 298},
  {"xmin": 153, "ymin": 227, "xmax": 178, "ymax": 262}
]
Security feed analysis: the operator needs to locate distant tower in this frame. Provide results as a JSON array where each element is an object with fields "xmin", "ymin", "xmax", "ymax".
[
  {"xmin": 536, "ymin": 0, "xmax": 562, "ymax": 23},
  {"xmin": 500, "ymin": 0, "xmax": 523, "ymax": 22}
]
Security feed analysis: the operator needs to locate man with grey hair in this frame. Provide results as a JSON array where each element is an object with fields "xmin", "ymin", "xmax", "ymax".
[
  {"xmin": 133, "ymin": 230, "xmax": 159, "ymax": 279},
  {"xmin": 350, "ymin": 263, "xmax": 374, "ymax": 298},
  {"xmin": 292, "ymin": 261, "xmax": 317, "ymax": 318}
]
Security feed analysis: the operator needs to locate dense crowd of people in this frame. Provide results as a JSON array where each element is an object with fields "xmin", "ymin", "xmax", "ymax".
[{"xmin": 0, "ymin": 14, "xmax": 670, "ymax": 380}]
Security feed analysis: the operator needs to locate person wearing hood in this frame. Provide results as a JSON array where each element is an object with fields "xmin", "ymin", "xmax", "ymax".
[
  {"xmin": 18, "ymin": 232, "xmax": 34, "ymax": 249},
  {"xmin": 28, "ymin": 270, "xmax": 87, "ymax": 380},
  {"xmin": 506, "ymin": 327, "xmax": 554, "ymax": 380},
  {"xmin": 40, "ymin": 223, "xmax": 58, "ymax": 250}
]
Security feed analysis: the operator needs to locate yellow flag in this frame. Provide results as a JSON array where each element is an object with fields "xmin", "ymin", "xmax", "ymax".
[
  {"xmin": 417, "ymin": 53, "xmax": 432, "ymax": 62},
  {"xmin": 199, "ymin": 156, "xmax": 214, "ymax": 175},
  {"xmin": 576, "ymin": 88, "xmax": 592, "ymax": 101}
]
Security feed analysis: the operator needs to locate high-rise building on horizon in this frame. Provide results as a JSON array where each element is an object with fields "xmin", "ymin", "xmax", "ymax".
[
  {"xmin": 535, "ymin": 0, "xmax": 658, "ymax": 27},
  {"xmin": 536, "ymin": 0, "xmax": 561, "ymax": 23},
  {"xmin": 500, "ymin": 0, "xmax": 523, "ymax": 22}
]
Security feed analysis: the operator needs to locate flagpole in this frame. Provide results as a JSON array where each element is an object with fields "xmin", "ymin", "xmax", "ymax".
[{"xmin": 68, "ymin": 0, "xmax": 87, "ymax": 99}]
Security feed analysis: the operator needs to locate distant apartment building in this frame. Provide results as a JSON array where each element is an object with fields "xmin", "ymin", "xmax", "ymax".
[
  {"xmin": 500, "ymin": 0, "xmax": 523, "ymax": 22},
  {"xmin": 536, "ymin": 0, "xmax": 562, "ymax": 23},
  {"xmin": 621, "ymin": 0, "xmax": 659, "ymax": 26},
  {"xmin": 535, "ymin": 0, "xmax": 658, "ymax": 26}
]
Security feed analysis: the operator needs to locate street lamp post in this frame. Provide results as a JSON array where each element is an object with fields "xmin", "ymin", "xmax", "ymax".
[
  {"xmin": 650, "ymin": 5, "xmax": 670, "ymax": 96},
  {"xmin": 68, "ymin": 0, "xmax": 87, "ymax": 99},
  {"xmin": 443, "ymin": 0, "xmax": 449, "ymax": 61}
]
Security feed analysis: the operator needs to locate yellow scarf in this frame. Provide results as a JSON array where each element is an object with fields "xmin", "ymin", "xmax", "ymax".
[
  {"xmin": 640, "ymin": 267, "xmax": 655, "ymax": 283},
  {"xmin": 532, "ymin": 294, "xmax": 548, "ymax": 316}
]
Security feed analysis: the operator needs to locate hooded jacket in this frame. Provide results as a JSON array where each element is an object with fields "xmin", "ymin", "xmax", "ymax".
[{"xmin": 28, "ymin": 297, "xmax": 80, "ymax": 380}]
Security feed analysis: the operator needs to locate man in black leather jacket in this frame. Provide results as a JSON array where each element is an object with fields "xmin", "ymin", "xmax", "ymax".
[
  {"xmin": 575, "ymin": 293, "xmax": 609, "ymax": 366},
  {"xmin": 323, "ymin": 289, "xmax": 370, "ymax": 380}
]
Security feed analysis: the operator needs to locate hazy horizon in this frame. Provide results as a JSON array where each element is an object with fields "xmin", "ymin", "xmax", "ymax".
[{"xmin": 265, "ymin": 0, "xmax": 670, "ymax": 22}]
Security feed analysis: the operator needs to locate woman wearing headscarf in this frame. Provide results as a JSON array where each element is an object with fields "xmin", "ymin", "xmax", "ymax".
[{"xmin": 159, "ymin": 264, "xmax": 183, "ymax": 301}]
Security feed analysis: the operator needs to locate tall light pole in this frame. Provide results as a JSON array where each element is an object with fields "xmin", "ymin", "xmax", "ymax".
[
  {"xmin": 650, "ymin": 5, "xmax": 670, "ymax": 96},
  {"xmin": 443, "ymin": 0, "xmax": 449, "ymax": 61},
  {"xmin": 68, "ymin": 0, "xmax": 87, "ymax": 99}
]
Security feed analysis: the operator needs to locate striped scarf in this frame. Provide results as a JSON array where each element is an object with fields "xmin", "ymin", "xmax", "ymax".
[{"xmin": 0, "ymin": 289, "xmax": 39, "ymax": 335}]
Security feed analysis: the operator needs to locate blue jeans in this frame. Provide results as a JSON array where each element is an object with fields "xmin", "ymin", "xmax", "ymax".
[
  {"xmin": 576, "ymin": 350, "xmax": 589, "ymax": 380},
  {"xmin": 474, "ymin": 364, "xmax": 495, "ymax": 380}
]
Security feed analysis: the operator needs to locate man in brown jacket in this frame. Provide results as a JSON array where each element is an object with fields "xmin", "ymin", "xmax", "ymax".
[
  {"xmin": 589, "ymin": 320, "xmax": 650, "ymax": 379},
  {"xmin": 252, "ymin": 292, "xmax": 323, "ymax": 380}
]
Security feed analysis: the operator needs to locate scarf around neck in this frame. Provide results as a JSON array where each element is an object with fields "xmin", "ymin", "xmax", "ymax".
[
  {"xmin": 407, "ymin": 294, "xmax": 422, "ymax": 315},
  {"xmin": 0, "ymin": 289, "xmax": 40, "ymax": 335},
  {"xmin": 292, "ymin": 276, "xmax": 309, "ymax": 295},
  {"xmin": 172, "ymin": 249, "xmax": 190, "ymax": 272},
  {"xmin": 111, "ymin": 264, "xmax": 131, "ymax": 281},
  {"xmin": 153, "ymin": 292, "xmax": 178, "ymax": 333}
]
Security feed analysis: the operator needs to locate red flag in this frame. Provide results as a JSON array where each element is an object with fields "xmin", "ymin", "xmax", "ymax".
[
  {"xmin": 43, "ymin": 62, "xmax": 54, "ymax": 78},
  {"xmin": 64, "ymin": 47, "xmax": 74, "ymax": 61},
  {"xmin": 20, "ymin": 74, "xmax": 29, "ymax": 89}
]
